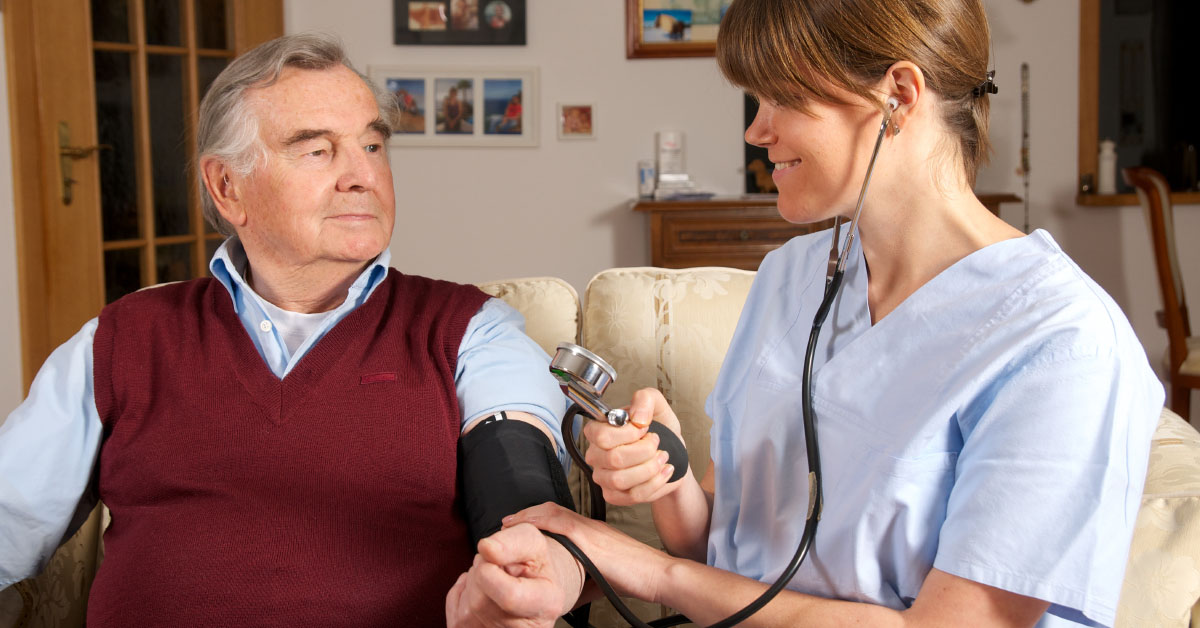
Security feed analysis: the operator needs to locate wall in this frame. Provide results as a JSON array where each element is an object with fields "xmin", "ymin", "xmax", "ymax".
[
  {"xmin": 286, "ymin": 1, "xmax": 743, "ymax": 292},
  {"xmin": 289, "ymin": 0, "xmax": 1196, "ymax": 389},
  {"xmin": 0, "ymin": 1, "xmax": 1195, "ymax": 412},
  {"xmin": 0, "ymin": 10, "xmax": 24, "ymax": 416},
  {"xmin": 978, "ymin": 0, "xmax": 1199, "ymax": 397}
]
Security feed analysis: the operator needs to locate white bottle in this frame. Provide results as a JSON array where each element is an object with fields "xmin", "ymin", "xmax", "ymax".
[{"xmin": 1098, "ymin": 139, "xmax": 1117, "ymax": 195}]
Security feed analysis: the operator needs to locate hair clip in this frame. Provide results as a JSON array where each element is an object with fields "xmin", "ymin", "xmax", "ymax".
[{"xmin": 972, "ymin": 70, "xmax": 998, "ymax": 97}]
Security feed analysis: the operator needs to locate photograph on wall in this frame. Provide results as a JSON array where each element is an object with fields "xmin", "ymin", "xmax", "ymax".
[
  {"xmin": 393, "ymin": 0, "xmax": 526, "ymax": 45},
  {"xmin": 369, "ymin": 65, "xmax": 538, "ymax": 146},
  {"xmin": 627, "ymin": 0, "xmax": 732, "ymax": 58},
  {"xmin": 407, "ymin": 2, "xmax": 448, "ymax": 30},
  {"xmin": 557, "ymin": 103, "xmax": 595, "ymax": 140},
  {"xmin": 386, "ymin": 78, "xmax": 426, "ymax": 134},
  {"xmin": 435, "ymin": 78, "xmax": 474, "ymax": 134},
  {"xmin": 483, "ymin": 79, "xmax": 523, "ymax": 135},
  {"xmin": 451, "ymin": 0, "xmax": 480, "ymax": 29}
]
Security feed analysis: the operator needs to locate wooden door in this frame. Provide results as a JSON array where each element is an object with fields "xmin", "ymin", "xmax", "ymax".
[{"xmin": 6, "ymin": 0, "xmax": 282, "ymax": 390}]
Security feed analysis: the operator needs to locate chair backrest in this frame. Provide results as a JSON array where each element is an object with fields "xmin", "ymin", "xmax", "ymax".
[
  {"xmin": 1122, "ymin": 166, "xmax": 1191, "ymax": 369},
  {"xmin": 475, "ymin": 276, "xmax": 580, "ymax": 356},
  {"xmin": 577, "ymin": 266, "xmax": 757, "ymax": 626}
]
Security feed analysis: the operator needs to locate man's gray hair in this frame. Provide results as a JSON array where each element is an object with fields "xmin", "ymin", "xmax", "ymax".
[{"xmin": 196, "ymin": 32, "xmax": 398, "ymax": 235}]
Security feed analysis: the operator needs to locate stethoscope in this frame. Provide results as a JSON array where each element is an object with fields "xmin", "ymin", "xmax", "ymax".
[{"xmin": 545, "ymin": 97, "xmax": 899, "ymax": 628}]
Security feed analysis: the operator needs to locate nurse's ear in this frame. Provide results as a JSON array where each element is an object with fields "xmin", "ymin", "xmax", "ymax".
[{"xmin": 881, "ymin": 61, "xmax": 925, "ymax": 135}]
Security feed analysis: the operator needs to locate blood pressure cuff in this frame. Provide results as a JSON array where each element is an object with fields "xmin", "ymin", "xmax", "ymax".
[{"xmin": 458, "ymin": 414, "xmax": 576, "ymax": 545}]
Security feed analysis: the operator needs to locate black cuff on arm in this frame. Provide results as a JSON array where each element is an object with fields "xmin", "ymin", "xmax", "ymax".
[{"xmin": 458, "ymin": 413, "xmax": 576, "ymax": 545}]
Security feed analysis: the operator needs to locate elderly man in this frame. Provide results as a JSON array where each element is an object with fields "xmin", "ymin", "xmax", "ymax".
[{"xmin": 0, "ymin": 33, "xmax": 583, "ymax": 626}]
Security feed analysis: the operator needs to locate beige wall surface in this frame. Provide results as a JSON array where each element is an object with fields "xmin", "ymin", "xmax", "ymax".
[{"xmin": 0, "ymin": 0, "xmax": 1196, "ymax": 413}]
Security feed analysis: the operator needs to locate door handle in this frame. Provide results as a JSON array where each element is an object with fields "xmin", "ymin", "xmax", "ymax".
[{"xmin": 58, "ymin": 121, "xmax": 113, "ymax": 205}]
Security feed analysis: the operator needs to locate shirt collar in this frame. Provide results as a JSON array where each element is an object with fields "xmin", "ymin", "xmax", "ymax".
[{"xmin": 209, "ymin": 237, "xmax": 391, "ymax": 314}]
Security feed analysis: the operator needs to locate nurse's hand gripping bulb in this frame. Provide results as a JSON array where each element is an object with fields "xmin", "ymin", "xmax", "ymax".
[{"xmin": 550, "ymin": 343, "xmax": 688, "ymax": 482}]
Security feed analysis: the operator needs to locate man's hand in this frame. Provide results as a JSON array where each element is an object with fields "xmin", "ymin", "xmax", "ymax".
[{"xmin": 445, "ymin": 523, "xmax": 583, "ymax": 628}]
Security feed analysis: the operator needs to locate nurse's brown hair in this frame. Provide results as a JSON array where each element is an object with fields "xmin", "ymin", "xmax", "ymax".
[{"xmin": 717, "ymin": 0, "xmax": 993, "ymax": 185}]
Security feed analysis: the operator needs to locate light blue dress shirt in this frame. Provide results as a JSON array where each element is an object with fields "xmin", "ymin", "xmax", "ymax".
[
  {"xmin": 706, "ymin": 229, "xmax": 1163, "ymax": 628},
  {"xmin": 0, "ymin": 239, "xmax": 568, "ymax": 586}
]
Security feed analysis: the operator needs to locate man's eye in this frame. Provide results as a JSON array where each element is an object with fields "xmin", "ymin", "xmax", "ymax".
[
  {"xmin": 365, "ymin": 144, "xmax": 382, "ymax": 153},
  {"xmin": 308, "ymin": 149, "xmax": 327, "ymax": 157}
]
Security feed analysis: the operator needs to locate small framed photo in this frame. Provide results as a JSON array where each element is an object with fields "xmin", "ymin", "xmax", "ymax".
[
  {"xmin": 369, "ymin": 66, "xmax": 538, "ymax": 147},
  {"xmin": 557, "ymin": 103, "xmax": 596, "ymax": 140},
  {"xmin": 394, "ymin": 0, "xmax": 526, "ymax": 45}
]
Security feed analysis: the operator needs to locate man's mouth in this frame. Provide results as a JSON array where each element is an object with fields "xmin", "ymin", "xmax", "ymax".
[{"xmin": 773, "ymin": 159, "xmax": 800, "ymax": 171}]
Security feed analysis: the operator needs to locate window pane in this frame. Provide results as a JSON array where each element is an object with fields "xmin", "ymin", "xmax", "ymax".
[
  {"xmin": 195, "ymin": 0, "xmax": 230, "ymax": 50},
  {"xmin": 148, "ymin": 54, "xmax": 190, "ymax": 237},
  {"xmin": 145, "ymin": 0, "xmax": 182, "ymax": 47},
  {"xmin": 105, "ymin": 248, "xmax": 143, "ymax": 303},
  {"xmin": 197, "ymin": 56, "xmax": 229, "ymax": 100},
  {"xmin": 156, "ymin": 243, "xmax": 194, "ymax": 283},
  {"xmin": 91, "ymin": 0, "xmax": 130, "ymax": 43},
  {"xmin": 94, "ymin": 50, "xmax": 139, "ymax": 242}
]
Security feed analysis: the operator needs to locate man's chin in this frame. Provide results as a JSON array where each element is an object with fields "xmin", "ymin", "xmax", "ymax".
[{"xmin": 328, "ymin": 239, "xmax": 389, "ymax": 265}]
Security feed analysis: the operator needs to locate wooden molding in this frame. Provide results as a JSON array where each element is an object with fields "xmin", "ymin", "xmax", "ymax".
[
  {"xmin": 233, "ymin": 0, "xmax": 283, "ymax": 55},
  {"xmin": 5, "ymin": 0, "xmax": 49, "ymax": 393}
]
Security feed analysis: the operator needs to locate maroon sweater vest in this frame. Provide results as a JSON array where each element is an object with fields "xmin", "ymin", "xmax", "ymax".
[{"xmin": 88, "ymin": 270, "xmax": 490, "ymax": 627}]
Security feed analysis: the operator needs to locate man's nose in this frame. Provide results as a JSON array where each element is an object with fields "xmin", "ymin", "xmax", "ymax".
[{"xmin": 335, "ymin": 145, "xmax": 379, "ymax": 192}]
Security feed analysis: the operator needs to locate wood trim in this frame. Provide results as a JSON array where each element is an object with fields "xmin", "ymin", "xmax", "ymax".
[
  {"xmin": 5, "ymin": 0, "xmax": 49, "ymax": 393},
  {"xmin": 232, "ymin": 0, "xmax": 283, "ymax": 55},
  {"xmin": 131, "ymin": 0, "xmax": 157, "ymax": 287},
  {"xmin": 183, "ymin": 0, "xmax": 206, "ymax": 278},
  {"xmin": 1078, "ymin": 0, "xmax": 1099, "ymax": 196},
  {"xmin": 1077, "ymin": 191, "xmax": 1200, "ymax": 207}
]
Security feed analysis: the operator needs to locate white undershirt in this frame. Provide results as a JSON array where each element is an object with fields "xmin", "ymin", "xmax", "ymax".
[{"xmin": 255, "ymin": 297, "xmax": 337, "ymax": 358}]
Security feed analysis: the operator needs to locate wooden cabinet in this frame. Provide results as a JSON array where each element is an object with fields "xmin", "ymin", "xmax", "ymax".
[{"xmin": 633, "ymin": 194, "xmax": 1020, "ymax": 270}]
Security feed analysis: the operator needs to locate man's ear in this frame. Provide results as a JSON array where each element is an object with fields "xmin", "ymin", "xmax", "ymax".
[{"xmin": 200, "ymin": 157, "xmax": 247, "ymax": 228}]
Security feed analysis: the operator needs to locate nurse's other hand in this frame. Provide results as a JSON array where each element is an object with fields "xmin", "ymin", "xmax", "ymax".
[
  {"xmin": 504, "ymin": 503, "xmax": 673, "ymax": 604},
  {"xmin": 582, "ymin": 387, "xmax": 689, "ymax": 506}
]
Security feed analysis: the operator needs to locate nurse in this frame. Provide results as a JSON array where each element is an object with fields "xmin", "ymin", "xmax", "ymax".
[{"xmin": 447, "ymin": 1, "xmax": 1163, "ymax": 626}]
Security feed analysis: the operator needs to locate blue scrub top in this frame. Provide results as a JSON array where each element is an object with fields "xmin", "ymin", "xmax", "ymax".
[{"xmin": 706, "ymin": 229, "xmax": 1162, "ymax": 627}]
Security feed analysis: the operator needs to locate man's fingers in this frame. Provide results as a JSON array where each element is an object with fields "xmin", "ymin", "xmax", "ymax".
[
  {"xmin": 444, "ymin": 572, "xmax": 468, "ymax": 626},
  {"xmin": 468, "ymin": 558, "xmax": 558, "ymax": 619}
]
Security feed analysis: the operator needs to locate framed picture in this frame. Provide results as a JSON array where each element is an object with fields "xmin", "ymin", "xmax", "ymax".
[
  {"xmin": 557, "ymin": 103, "xmax": 596, "ymax": 140},
  {"xmin": 625, "ymin": 0, "xmax": 732, "ymax": 59},
  {"xmin": 394, "ymin": 0, "xmax": 526, "ymax": 45},
  {"xmin": 370, "ymin": 66, "xmax": 538, "ymax": 147}
]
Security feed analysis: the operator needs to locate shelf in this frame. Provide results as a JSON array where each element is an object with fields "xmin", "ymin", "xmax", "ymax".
[{"xmin": 1077, "ymin": 191, "xmax": 1200, "ymax": 207}]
